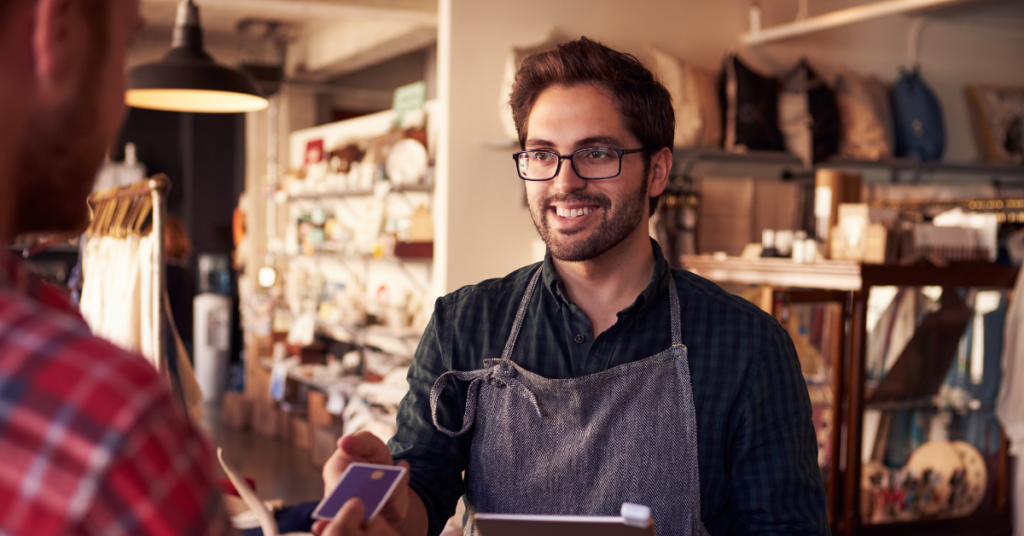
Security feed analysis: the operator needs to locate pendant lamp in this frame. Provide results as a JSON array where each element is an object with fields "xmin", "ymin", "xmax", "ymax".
[{"xmin": 126, "ymin": 0, "xmax": 269, "ymax": 113}]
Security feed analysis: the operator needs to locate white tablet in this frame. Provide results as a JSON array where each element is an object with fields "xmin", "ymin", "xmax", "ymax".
[{"xmin": 474, "ymin": 503, "xmax": 657, "ymax": 536}]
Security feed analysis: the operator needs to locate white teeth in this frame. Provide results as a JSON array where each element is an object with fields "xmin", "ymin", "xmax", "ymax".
[{"xmin": 556, "ymin": 207, "xmax": 594, "ymax": 219}]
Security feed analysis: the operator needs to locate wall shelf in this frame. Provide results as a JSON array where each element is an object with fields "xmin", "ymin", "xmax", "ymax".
[
  {"xmin": 740, "ymin": 0, "xmax": 976, "ymax": 46},
  {"xmin": 285, "ymin": 183, "xmax": 433, "ymax": 200}
]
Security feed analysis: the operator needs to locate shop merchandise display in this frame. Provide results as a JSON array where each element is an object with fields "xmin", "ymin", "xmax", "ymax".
[
  {"xmin": 720, "ymin": 54, "xmax": 785, "ymax": 153},
  {"xmin": 891, "ymin": 68, "xmax": 946, "ymax": 162},
  {"xmin": 966, "ymin": 85, "xmax": 1024, "ymax": 164},
  {"xmin": 648, "ymin": 46, "xmax": 721, "ymax": 150},
  {"xmin": 835, "ymin": 67, "xmax": 894, "ymax": 160},
  {"xmin": 778, "ymin": 59, "xmax": 840, "ymax": 166}
]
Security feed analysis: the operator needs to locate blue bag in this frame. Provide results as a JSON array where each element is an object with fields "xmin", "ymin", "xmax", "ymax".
[{"xmin": 891, "ymin": 68, "xmax": 945, "ymax": 162}]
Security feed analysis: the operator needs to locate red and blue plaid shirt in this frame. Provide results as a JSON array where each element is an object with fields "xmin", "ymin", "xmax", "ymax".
[{"xmin": 0, "ymin": 253, "xmax": 233, "ymax": 535}]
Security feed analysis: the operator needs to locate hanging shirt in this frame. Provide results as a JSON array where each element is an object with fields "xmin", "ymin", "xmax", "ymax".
[
  {"xmin": 0, "ymin": 253, "xmax": 232, "ymax": 536},
  {"xmin": 390, "ymin": 239, "xmax": 828, "ymax": 536}
]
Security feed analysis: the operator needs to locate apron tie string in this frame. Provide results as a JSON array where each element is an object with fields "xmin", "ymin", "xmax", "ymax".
[{"xmin": 430, "ymin": 361, "xmax": 543, "ymax": 438}]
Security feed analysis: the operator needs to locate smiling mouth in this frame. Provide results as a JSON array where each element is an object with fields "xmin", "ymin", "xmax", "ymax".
[{"xmin": 554, "ymin": 206, "xmax": 597, "ymax": 219}]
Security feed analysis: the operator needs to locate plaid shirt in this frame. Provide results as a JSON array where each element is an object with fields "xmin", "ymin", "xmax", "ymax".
[
  {"xmin": 0, "ymin": 254, "xmax": 233, "ymax": 536},
  {"xmin": 390, "ymin": 240, "xmax": 828, "ymax": 536}
]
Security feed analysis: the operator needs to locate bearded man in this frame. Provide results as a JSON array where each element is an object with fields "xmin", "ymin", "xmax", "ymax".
[{"xmin": 320, "ymin": 38, "xmax": 829, "ymax": 536}]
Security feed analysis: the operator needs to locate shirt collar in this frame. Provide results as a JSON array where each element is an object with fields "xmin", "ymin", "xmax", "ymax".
[
  {"xmin": 541, "ymin": 238, "xmax": 672, "ymax": 319},
  {"xmin": 0, "ymin": 250, "xmax": 80, "ymax": 317}
]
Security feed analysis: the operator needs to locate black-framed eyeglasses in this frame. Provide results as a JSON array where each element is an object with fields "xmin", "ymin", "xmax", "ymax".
[{"xmin": 512, "ymin": 147, "xmax": 645, "ymax": 181}]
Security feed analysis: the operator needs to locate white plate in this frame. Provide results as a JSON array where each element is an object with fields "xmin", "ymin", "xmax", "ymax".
[{"xmin": 386, "ymin": 138, "xmax": 428, "ymax": 186}]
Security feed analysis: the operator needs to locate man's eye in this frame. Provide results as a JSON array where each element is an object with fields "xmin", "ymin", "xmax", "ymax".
[
  {"xmin": 583, "ymin": 149, "xmax": 611, "ymax": 160},
  {"xmin": 532, "ymin": 152, "xmax": 555, "ymax": 162}
]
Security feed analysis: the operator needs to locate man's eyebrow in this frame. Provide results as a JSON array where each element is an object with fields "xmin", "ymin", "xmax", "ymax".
[
  {"xmin": 524, "ymin": 135, "xmax": 625, "ymax": 149},
  {"xmin": 524, "ymin": 138, "xmax": 556, "ymax": 149},
  {"xmin": 575, "ymin": 135, "xmax": 623, "ymax": 147}
]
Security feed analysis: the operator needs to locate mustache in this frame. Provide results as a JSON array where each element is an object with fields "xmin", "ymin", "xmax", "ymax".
[{"xmin": 542, "ymin": 192, "xmax": 611, "ymax": 209}]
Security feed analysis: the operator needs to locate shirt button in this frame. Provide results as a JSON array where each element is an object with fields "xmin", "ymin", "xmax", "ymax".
[{"xmin": 574, "ymin": 334, "xmax": 585, "ymax": 344}]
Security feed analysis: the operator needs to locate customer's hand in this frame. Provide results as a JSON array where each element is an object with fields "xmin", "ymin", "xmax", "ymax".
[
  {"xmin": 316, "ymin": 498, "xmax": 399, "ymax": 536},
  {"xmin": 318, "ymin": 431, "xmax": 411, "ymax": 529}
]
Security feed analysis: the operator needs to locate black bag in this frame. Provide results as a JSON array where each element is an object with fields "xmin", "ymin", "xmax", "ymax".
[{"xmin": 720, "ymin": 54, "xmax": 785, "ymax": 152}]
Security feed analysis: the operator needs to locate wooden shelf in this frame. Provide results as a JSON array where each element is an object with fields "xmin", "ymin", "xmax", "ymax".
[
  {"xmin": 285, "ymin": 183, "xmax": 433, "ymax": 200},
  {"xmin": 670, "ymin": 149, "xmax": 1024, "ymax": 179},
  {"xmin": 680, "ymin": 255, "xmax": 862, "ymax": 290}
]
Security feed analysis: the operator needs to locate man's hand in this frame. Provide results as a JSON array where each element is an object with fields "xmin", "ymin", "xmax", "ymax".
[
  {"xmin": 316, "ymin": 431, "xmax": 412, "ymax": 532},
  {"xmin": 316, "ymin": 498, "xmax": 399, "ymax": 536}
]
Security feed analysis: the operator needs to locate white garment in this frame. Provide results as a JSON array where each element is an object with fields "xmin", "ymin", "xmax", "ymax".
[
  {"xmin": 996, "ymin": 262, "xmax": 1024, "ymax": 536},
  {"xmin": 79, "ymin": 234, "xmax": 157, "ymax": 365}
]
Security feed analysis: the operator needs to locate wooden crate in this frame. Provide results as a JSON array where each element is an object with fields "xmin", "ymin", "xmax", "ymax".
[
  {"xmin": 313, "ymin": 424, "xmax": 345, "ymax": 467},
  {"xmin": 221, "ymin": 392, "xmax": 251, "ymax": 429}
]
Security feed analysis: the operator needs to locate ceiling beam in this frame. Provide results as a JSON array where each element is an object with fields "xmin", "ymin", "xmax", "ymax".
[{"xmin": 142, "ymin": 0, "xmax": 437, "ymax": 25}]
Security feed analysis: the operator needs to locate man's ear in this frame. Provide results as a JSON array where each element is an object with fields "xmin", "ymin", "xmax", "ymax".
[
  {"xmin": 33, "ymin": 0, "xmax": 82, "ymax": 96},
  {"xmin": 648, "ymin": 147, "xmax": 672, "ymax": 199}
]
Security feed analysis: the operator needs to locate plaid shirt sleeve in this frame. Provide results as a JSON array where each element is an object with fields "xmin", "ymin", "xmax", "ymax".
[
  {"xmin": 74, "ymin": 383, "xmax": 234, "ymax": 536},
  {"xmin": 0, "ymin": 256, "xmax": 233, "ymax": 536}
]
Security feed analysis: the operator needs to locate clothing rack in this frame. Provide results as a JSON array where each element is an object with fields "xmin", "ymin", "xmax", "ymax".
[{"xmin": 86, "ymin": 175, "xmax": 169, "ymax": 374}]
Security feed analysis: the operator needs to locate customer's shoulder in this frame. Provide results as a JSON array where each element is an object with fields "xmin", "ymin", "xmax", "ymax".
[
  {"xmin": 439, "ymin": 262, "xmax": 542, "ymax": 310},
  {"xmin": 0, "ymin": 292, "xmax": 165, "ymax": 397},
  {"xmin": 670, "ymin": 267, "xmax": 776, "ymax": 325}
]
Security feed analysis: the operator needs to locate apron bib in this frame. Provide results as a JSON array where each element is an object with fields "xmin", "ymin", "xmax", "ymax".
[{"xmin": 430, "ymin": 268, "xmax": 708, "ymax": 536}]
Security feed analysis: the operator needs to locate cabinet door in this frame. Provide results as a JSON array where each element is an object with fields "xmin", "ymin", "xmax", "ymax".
[{"xmin": 858, "ymin": 285, "xmax": 1009, "ymax": 525}]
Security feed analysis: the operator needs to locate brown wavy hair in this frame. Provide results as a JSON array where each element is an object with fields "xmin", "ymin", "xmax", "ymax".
[{"xmin": 509, "ymin": 37, "xmax": 674, "ymax": 216}]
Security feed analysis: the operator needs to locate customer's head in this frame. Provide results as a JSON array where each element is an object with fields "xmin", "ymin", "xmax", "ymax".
[{"xmin": 0, "ymin": 0, "xmax": 141, "ymax": 240}]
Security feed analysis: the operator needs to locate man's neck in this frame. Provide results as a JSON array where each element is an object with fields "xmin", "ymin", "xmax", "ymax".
[{"xmin": 551, "ymin": 225, "xmax": 656, "ymax": 338}]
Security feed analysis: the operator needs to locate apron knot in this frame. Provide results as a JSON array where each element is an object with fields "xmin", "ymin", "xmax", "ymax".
[{"xmin": 429, "ymin": 360, "xmax": 544, "ymax": 438}]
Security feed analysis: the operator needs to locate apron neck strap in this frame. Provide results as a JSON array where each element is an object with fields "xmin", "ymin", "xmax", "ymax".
[
  {"xmin": 501, "ymin": 267, "xmax": 543, "ymax": 360},
  {"xmin": 502, "ymin": 265, "xmax": 685, "ymax": 357},
  {"xmin": 668, "ymin": 276, "xmax": 682, "ymax": 347}
]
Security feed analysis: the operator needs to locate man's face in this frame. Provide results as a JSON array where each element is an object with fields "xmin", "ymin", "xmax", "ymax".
[
  {"xmin": 524, "ymin": 84, "xmax": 650, "ymax": 263},
  {"xmin": 14, "ymin": 0, "xmax": 140, "ymax": 236}
]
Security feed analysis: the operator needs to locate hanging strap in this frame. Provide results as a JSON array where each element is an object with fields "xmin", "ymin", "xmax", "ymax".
[
  {"xmin": 501, "ymin": 267, "xmax": 543, "ymax": 360},
  {"xmin": 430, "ymin": 362, "xmax": 543, "ymax": 438},
  {"xmin": 668, "ymin": 276, "xmax": 682, "ymax": 347}
]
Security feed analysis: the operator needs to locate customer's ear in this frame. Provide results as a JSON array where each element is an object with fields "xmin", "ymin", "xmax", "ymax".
[{"xmin": 32, "ymin": 0, "xmax": 88, "ymax": 99}]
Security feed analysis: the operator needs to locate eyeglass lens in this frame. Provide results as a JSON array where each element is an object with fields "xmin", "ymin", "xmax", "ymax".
[{"xmin": 517, "ymin": 149, "xmax": 621, "ymax": 180}]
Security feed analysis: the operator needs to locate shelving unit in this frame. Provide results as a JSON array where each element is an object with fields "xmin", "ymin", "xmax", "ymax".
[
  {"xmin": 679, "ymin": 255, "xmax": 1019, "ymax": 536},
  {"xmin": 671, "ymin": 149, "xmax": 1024, "ymax": 183}
]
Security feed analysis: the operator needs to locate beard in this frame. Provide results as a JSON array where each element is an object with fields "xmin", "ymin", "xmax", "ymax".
[
  {"xmin": 12, "ymin": 63, "xmax": 106, "ymax": 237},
  {"xmin": 529, "ymin": 176, "xmax": 649, "ymax": 263}
]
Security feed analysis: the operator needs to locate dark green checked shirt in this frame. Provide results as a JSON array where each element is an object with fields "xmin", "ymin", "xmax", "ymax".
[{"xmin": 389, "ymin": 239, "xmax": 828, "ymax": 536}]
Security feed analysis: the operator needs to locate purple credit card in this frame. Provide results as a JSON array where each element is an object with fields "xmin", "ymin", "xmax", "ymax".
[{"xmin": 312, "ymin": 462, "xmax": 407, "ymax": 521}]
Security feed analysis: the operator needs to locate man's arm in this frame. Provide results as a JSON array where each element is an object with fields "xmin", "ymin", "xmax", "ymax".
[
  {"xmin": 74, "ymin": 392, "xmax": 233, "ymax": 535},
  {"xmin": 319, "ymin": 297, "xmax": 469, "ymax": 536},
  {"xmin": 730, "ymin": 320, "xmax": 830, "ymax": 536}
]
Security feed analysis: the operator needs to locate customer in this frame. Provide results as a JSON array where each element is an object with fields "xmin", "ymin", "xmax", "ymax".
[
  {"xmin": 0, "ymin": 0, "xmax": 234, "ymax": 533},
  {"xmin": 319, "ymin": 38, "xmax": 828, "ymax": 536}
]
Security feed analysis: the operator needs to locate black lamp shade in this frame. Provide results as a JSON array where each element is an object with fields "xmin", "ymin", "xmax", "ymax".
[{"xmin": 125, "ymin": 0, "xmax": 269, "ymax": 113}]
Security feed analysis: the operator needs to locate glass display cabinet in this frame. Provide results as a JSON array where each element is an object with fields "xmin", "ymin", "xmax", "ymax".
[{"xmin": 681, "ymin": 256, "xmax": 1017, "ymax": 536}]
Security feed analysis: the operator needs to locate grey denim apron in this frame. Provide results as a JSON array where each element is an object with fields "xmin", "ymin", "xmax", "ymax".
[{"xmin": 430, "ymin": 268, "xmax": 708, "ymax": 536}]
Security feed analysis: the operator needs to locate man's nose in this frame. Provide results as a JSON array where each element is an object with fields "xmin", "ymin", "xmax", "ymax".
[{"xmin": 551, "ymin": 157, "xmax": 586, "ymax": 194}]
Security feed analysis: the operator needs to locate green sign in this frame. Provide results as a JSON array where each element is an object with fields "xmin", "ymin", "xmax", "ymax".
[{"xmin": 392, "ymin": 81, "xmax": 427, "ymax": 127}]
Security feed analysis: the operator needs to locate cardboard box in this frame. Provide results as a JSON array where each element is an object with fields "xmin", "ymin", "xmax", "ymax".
[
  {"xmin": 308, "ymin": 391, "xmax": 340, "ymax": 427},
  {"xmin": 221, "ymin": 392, "xmax": 251, "ymax": 430},
  {"xmin": 313, "ymin": 424, "xmax": 346, "ymax": 467},
  {"xmin": 252, "ymin": 399, "xmax": 284, "ymax": 438},
  {"xmin": 291, "ymin": 416, "xmax": 312, "ymax": 450}
]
